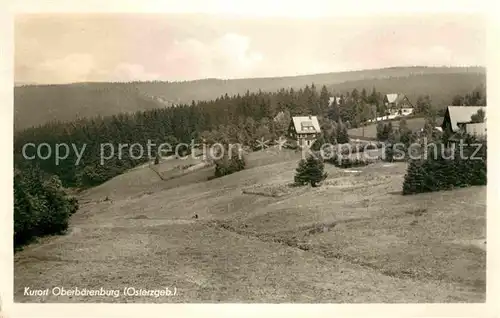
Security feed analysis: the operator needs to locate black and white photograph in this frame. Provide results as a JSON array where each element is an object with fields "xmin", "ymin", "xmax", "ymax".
[{"xmin": 2, "ymin": 0, "xmax": 497, "ymax": 315}]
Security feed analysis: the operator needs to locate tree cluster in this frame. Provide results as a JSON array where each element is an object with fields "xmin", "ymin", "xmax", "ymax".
[
  {"xmin": 14, "ymin": 164, "xmax": 78, "ymax": 249},
  {"xmin": 451, "ymin": 84, "xmax": 487, "ymax": 106},
  {"xmin": 402, "ymin": 135, "xmax": 486, "ymax": 194},
  {"xmin": 470, "ymin": 109, "xmax": 486, "ymax": 123},
  {"xmin": 213, "ymin": 146, "xmax": 246, "ymax": 178}
]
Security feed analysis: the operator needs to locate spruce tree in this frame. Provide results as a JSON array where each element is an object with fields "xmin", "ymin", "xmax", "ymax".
[
  {"xmin": 294, "ymin": 155, "xmax": 327, "ymax": 187},
  {"xmin": 336, "ymin": 120, "xmax": 349, "ymax": 144}
]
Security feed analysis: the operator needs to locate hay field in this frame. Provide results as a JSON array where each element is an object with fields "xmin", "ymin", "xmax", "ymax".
[
  {"xmin": 348, "ymin": 116, "xmax": 444, "ymax": 140},
  {"xmin": 14, "ymin": 149, "xmax": 485, "ymax": 303}
]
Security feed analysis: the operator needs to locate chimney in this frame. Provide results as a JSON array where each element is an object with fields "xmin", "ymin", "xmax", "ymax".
[{"xmin": 308, "ymin": 115, "xmax": 312, "ymax": 119}]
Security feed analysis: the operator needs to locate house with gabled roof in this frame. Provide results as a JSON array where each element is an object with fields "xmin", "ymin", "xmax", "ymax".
[
  {"xmin": 288, "ymin": 115, "xmax": 321, "ymax": 148},
  {"xmin": 441, "ymin": 106, "xmax": 487, "ymax": 138},
  {"xmin": 384, "ymin": 93, "xmax": 414, "ymax": 116}
]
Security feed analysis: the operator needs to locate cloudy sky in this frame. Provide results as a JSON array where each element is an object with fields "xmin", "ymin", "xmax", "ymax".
[{"xmin": 15, "ymin": 12, "xmax": 486, "ymax": 84}]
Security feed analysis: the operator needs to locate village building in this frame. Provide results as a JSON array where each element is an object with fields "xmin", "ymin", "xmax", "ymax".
[
  {"xmin": 288, "ymin": 115, "xmax": 321, "ymax": 148},
  {"xmin": 384, "ymin": 93, "xmax": 414, "ymax": 117},
  {"xmin": 441, "ymin": 106, "xmax": 487, "ymax": 138}
]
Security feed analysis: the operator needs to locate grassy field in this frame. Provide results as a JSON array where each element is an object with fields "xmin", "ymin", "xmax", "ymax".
[
  {"xmin": 348, "ymin": 116, "xmax": 444, "ymax": 140},
  {"xmin": 14, "ymin": 149, "xmax": 486, "ymax": 303}
]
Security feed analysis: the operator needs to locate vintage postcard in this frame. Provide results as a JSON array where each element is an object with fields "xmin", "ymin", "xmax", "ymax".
[{"xmin": 2, "ymin": 0, "xmax": 498, "ymax": 317}]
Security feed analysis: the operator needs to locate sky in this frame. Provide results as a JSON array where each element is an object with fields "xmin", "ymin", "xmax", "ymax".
[{"xmin": 14, "ymin": 12, "xmax": 486, "ymax": 84}]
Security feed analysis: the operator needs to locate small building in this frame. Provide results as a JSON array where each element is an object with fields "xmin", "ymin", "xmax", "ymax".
[
  {"xmin": 288, "ymin": 115, "xmax": 321, "ymax": 148},
  {"xmin": 442, "ymin": 106, "xmax": 486, "ymax": 145},
  {"xmin": 384, "ymin": 93, "xmax": 414, "ymax": 116},
  {"xmin": 441, "ymin": 106, "xmax": 486, "ymax": 135},
  {"xmin": 465, "ymin": 122, "xmax": 487, "ymax": 137}
]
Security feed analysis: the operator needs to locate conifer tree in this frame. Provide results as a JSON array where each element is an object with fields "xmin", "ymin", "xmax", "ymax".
[
  {"xmin": 294, "ymin": 155, "xmax": 327, "ymax": 187},
  {"xmin": 336, "ymin": 120, "xmax": 349, "ymax": 144}
]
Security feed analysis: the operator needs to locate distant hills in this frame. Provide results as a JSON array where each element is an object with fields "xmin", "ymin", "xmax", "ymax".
[{"xmin": 14, "ymin": 66, "xmax": 486, "ymax": 130}]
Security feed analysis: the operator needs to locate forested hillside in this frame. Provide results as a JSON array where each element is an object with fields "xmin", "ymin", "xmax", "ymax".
[
  {"xmin": 13, "ymin": 78, "xmax": 486, "ymax": 249},
  {"xmin": 325, "ymin": 72, "xmax": 486, "ymax": 109},
  {"xmin": 14, "ymin": 66, "xmax": 485, "ymax": 130},
  {"xmin": 14, "ymin": 83, "xmax": 163, "ymax": 130},
  {"xmin": 131, "ymin": 66, "xmax": 484, "ymax": 102}
]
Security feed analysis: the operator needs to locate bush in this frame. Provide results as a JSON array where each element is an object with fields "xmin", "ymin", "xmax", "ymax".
[
  {"xmin": 327, "ymin": 153, "xmax": 374, "ymax": 168},
  {"xmin": 384, "ymin": 143, "xmax": 408, "ymax": 162},
  {"xmin": 214, "ymin": 146, "xmax": 246, "ymax": 178},
  {"xmin": 284, "ymin": 140, "xmax": 298, "ymax": 150},
  {"xmin": 294, "ymin": 155, "xmax": 327, "ymax": 187},
  {"xmin": 14, "ymin": 165, "xmax": 78, "ymax": 248},
  {"xmin": 402, "ymin": 137, "xmax": 486, "ymax": 194},
  {"xmin": 376, "ymin": 121, "xmax": 393, "ymax": 141},
  {"xmin": 67, "ymin": 196, "xmax": 79, "ymax": 215},
  {"xmin": 338, "ymin": 157, "xmax": 373, "ymax": 168},
  {"xmin": 340, "ymin": 142, "xmax": 381, "ymax": 155},
  {"xmin": 76, "ymin": 164, "xmax": 125, "ymax": 187},
  {"xmin": 311, "ymin": 133, "xmax": 326, "ymax": 151}
]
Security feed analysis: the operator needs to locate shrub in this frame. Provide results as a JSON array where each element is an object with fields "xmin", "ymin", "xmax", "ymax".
[
  {"xmin": 339, "ymin": 157, "xmax": 373, "ymax": 168},
  {"xmin": 341, "ymin": 142, "xmax": 381, "ymax": 155},
  {"xmin": 76, "ymin": 164, "xmax": 121, "ymax": 187},
  {"xmin": 311, "ymin": 133, "xmax": 326, "ymax": 151},
  {"xmin": 470, "ymin": 109, "xmax": 486, "ymax": 123},
  {"xmin": 294, "ymin": 155, "xmax": 327, "ymax": 187},
  {"xmin": 14, "ymin": 165, "xmax": 78, "ymax": 248},
  {"xmin": 67, "ymin": 196, "xmax": 79, "ymax": 215},
  {"xmin": 384, "ymin": 143, "xmax": 408, "ymax": 162},
  {"xmin": 327, "ymin": 153, "xmax": 373, "ymax": 168},
  {"xmin": 284, "ymin": 140, "xmax": 298, "ymax": 150},
  {"xmin": 364, "ymin": 143, "xmax": 380, "ymax": 150},
  {"xmin": 214, "ymin": 146, "xmax": 246, "ymax": 178},
  {"xmin": 376, "ymin": 121, "xmax": 393, "ymax": 141}
]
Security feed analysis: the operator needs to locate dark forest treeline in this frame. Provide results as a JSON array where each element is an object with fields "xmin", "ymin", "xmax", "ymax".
[{"xmin": 15, "ymin": 68, "xmax": 485, "ymax": 130}]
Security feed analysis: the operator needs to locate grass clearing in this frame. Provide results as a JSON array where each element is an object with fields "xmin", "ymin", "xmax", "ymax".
[
  {"xmin": 348, "ymin": 116, "xmax": 444, "ymax": 140},
  {"xmin": 14, "ymin": 151, "xmax": 486, "ymax": 303}
]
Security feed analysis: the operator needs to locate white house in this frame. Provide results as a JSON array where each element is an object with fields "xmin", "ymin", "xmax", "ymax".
[
  {"xmin": 442, "ymin": 106, "xmax": 486, "ymax": 134},
  {"xmin": 288, "ymin": 115, "xmax": 321, "ymax": 148},
  {"xmin": 384, "ymin": 93, "xmax": 414, "ymax": 117},
  {"xmin": 441, "ymin": 106, "xmax": 487, "ymax": 143}
]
